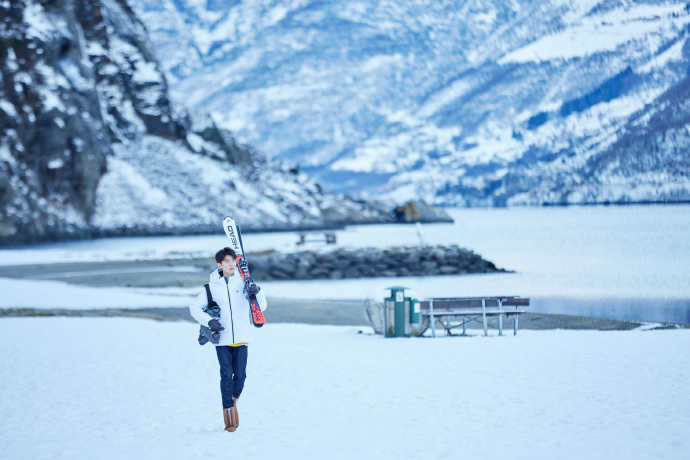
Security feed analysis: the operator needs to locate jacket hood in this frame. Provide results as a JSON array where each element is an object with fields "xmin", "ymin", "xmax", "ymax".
[
  {"xmin": 209, "ymin": 269, "xmax": 222, "ymax": 283},
  {"xmin": 209, "ymin": 269, "xmax": 240, "ymax": 284}
]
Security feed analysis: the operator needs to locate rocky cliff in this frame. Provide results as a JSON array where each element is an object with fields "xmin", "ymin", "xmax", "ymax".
[{"xmin": 0, "ymin": 0, "xmax": 392, "ymax": 244}]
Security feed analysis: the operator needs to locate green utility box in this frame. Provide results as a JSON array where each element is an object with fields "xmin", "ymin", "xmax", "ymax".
[{"xmin": 384, "ymin": 286, "xmax": 419, "ymax": 337}]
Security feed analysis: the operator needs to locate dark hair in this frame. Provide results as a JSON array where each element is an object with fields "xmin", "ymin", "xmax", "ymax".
[{"xmin": 215, "ymin": 247, "xmax": 237, "ymax": 263}]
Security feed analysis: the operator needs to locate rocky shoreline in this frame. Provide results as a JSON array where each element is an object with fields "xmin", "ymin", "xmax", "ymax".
[
  {"xmin": 0, "ymin": 244, "xmax": 504, "ymax": 287},
  {"xmin": 231, "ymin": 245, "xmax": 505, "ymax": 280},
  {"xmin": 0, "ymin": 200, "xmax": 454, "ymax": 246}
]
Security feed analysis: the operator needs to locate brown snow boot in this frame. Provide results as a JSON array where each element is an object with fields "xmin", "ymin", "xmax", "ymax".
[
  {"xmin": 230, "ymin": 404, "xmax": 239, "ymax": 430},
  {"xmin": 223, "ymin": 408, "xmax": 236, "ymax": 432}
]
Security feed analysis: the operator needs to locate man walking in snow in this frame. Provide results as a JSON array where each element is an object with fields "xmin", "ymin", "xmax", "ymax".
[{"xmin": 189, "ymin": 247, "xmax": 268, "ymax": 432}]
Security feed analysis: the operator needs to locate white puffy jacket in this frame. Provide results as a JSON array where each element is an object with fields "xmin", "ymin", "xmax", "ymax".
[{"xmin": 189, "ymin": 269, "xmax": 268, "ymax": 346}]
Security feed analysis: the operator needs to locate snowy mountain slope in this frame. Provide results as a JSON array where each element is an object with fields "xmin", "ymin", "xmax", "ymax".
[
  {"xmin": 131, "ymin": 0, "xmax": 690, "ymax": 204},
  {"xmin": 503, "ymin": 72, "xmax": 690, "ymax": 205},
  {"xmin": 93, "ymin": 134, "xmax": 388, "ymax": 234},
  {"xmin": 0, "ymin": 0, "xmax": 390, "ymax": 244}
]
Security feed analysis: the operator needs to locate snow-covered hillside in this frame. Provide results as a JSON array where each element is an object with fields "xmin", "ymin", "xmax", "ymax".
[
  {"xmin": 131, "ymin": 0, "xmax": 690, "ymax": 204},
  {"xmin": 0, "ymin": 0, "xmax": 390, "ymax": 244}
]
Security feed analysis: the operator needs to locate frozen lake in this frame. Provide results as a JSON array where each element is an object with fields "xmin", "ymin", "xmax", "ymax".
[{"xmin": 1, "ymin": 205, "xmax": 689, "ymax": 321}]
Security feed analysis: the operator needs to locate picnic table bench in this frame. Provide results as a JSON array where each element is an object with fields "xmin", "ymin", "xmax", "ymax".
[
  {"xmin": 296, "ymin": 231, "xmax": 337, "ymax": 245},
  {"xmin": 419, "ymin": 296, "xmax": 530, "ymax": 337}
]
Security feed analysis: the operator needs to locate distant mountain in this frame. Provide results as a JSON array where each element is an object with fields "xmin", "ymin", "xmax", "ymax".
[
  {"xmin": 0, "ymin": 0, "xmax": 391, "ymax": 244},
  {"xmin": 493, "ymin": 72, "xmax": 690, "ymax": 205},
  {"xmin": 131, "ymin": 0, "xmax": 690, "ymax": 204}
]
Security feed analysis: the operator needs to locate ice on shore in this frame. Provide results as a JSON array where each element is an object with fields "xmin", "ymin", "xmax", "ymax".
[
  {"xmin": 1, "ymin": 317, "xmax": 689, "ymax": 460},
  {"xmin": 1, "ymin": 205, "xmax": 689, "ymax": 302},
  {"xmin": 0, "ymin": 277, "xmax": 191, "ymax": 309}
]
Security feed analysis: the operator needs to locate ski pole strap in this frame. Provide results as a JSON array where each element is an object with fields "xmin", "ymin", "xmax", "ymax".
[{"xmin": 203, "ymin": 283, "xmax": 212, "ymax": 307}]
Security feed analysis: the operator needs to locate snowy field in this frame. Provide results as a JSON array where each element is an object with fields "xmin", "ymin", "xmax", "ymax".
[{"xmin": 2, "ymin": 317, "xmax": 689, "ymax": 460}]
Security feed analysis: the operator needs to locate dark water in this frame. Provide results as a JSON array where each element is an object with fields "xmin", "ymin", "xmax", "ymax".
[{"xmin": 532, "ymin": 297, "xmax": 690, "ymax": 324}]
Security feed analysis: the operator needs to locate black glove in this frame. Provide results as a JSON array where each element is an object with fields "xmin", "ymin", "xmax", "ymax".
[
  {"xmin": 208, "ymin": 318, "xmax": 224, "ymax": 332},
  {"xmin": 244, "ymin": 278, "xmax": 260, "ymax": 296},
  {"xmin": 198, "ymin": 325, "xmax": 218, "ymax": 345},
  {"xmin": 238, "ymin": 257, "xmax": 250, "ymax": 275}
]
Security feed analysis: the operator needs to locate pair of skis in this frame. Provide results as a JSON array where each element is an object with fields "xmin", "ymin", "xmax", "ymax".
[{"xmin": 222, "ymin": 217, "xmax": 265, "ymax": 328}]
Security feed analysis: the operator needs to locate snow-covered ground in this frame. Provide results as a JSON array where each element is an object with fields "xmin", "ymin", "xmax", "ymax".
[
  {"xmin": 0, "ymin": 277, "xmax": 191, "ymax": 309},
  {"xmin": 1, "ymin": 317, "xmax": 689, "ymax": 460}
]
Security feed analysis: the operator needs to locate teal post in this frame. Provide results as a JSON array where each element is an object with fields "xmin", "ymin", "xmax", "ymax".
[{"xmin": 409, "ymin": 298, "xmax": 420, "ymax": 325}]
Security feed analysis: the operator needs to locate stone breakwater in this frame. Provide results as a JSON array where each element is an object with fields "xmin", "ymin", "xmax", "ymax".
[{"xmin": 244, "ymin": 245, "xmax": 507, "ymax": 280}]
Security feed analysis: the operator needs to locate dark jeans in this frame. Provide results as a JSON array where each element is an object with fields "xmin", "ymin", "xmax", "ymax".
[{"xmin": 215, "ymin": 345, "xmax": 248, "ymax": 408}]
